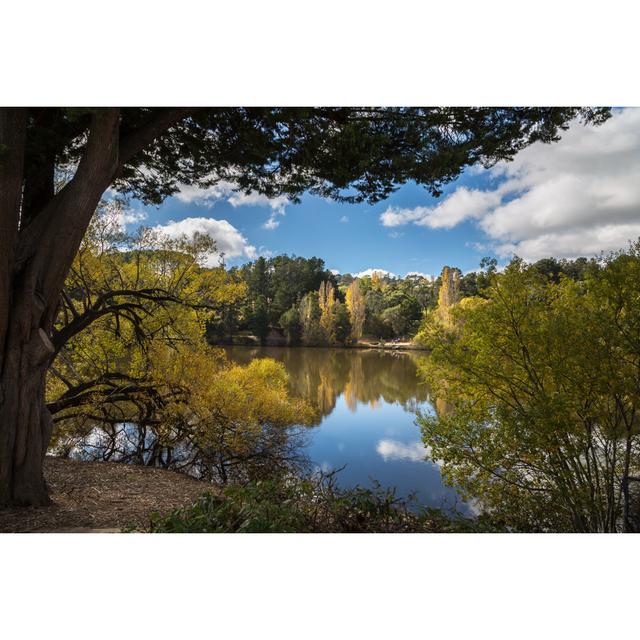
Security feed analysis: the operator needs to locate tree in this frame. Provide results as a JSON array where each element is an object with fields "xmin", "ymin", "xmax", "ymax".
[
  {"xmin": 299, "ymin": 292, "xmax": 326, "ymax": 345},
  {"xmin": 318, "ymin": 281, "xmax": 337, "ymax": 342},
  {"xmin": 249, "ymin": 295, "xmax": 270, "ymax": 345},
  {"xmin": 381, "ymin": 296, "xmax": 422, "ymax": 337},
  {"xmin": 459, "ymin": 272, "xmax": 479, "ymax": 298},
  {"xmin": 279, "ymin": 306, "xmax": 303, "ymax": 345},
  {"xmin": 46, "ymin": 204, "xmax": 245, "ymax": 433},
  {"xmin": 346, "ymin": 280, "xmax": 365, "ymax": 340},
  {"xmin": 0, "ymin": 106, "xmax": 609, "ymax": 505},
  {"xmin": 332, "ymin": 303, "xmax": 352, "ymax": 345},
  {"xmin": 230, "ymin": 255, "xmax": 336, "ymax": 333},
  {"xmin": 435, "ymin": 266, "xmax": 461, "ymax": 327},
  {"xmin": 416, "ymin": 248, "xmax": 640, "ymax": 532},
  {"xmin": 47, "ymin": 213, "xmax": 313, "ymax": 482}
]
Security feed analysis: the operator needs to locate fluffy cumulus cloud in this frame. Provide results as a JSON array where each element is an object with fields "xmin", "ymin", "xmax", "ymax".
[
  {"xmin": 175, "ymin": 180, "xmax": 289, "ymax": 230},
  {"xmin": 379, "ymin": 108, "xmax": 640, "ymax": 261},
  {"xmin": 153, "ymin": 217, "xmax": 257, "ymax": 266},
  {"xmin": 353, "ymin": 268, "xmax": 398, "ymax": 279},
  {"xmin": 380, "ymin": 187, "xmax": 501, "ymax": 230}
]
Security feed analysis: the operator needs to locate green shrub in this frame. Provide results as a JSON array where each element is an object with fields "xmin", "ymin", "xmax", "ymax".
[{"xmin": 138, "ymin": 474, "xmax": 498, "ymax": 533}]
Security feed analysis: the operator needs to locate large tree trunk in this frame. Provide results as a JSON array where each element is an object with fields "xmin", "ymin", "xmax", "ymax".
[
  {"xmin": 0, "ymin": 109, "xmax": 50, "ymax": 505},
  {"xmin": 0, "ymin": 107, "xmax": 190, "ymax": 506},
  {"xmin": 0, "ymin": 108, "xmax": 120, "ymax": 506},
  {"xmin": 0, "ymin": 312, "xmax": 54, "ymax": 505}
]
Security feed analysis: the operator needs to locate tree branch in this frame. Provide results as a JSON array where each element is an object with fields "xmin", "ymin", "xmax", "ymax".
[{"xmin": 118, "ymin": 108, "xmax": 196, "ymax": 171}]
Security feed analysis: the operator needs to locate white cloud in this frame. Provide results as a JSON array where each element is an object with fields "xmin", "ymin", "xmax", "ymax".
[
  {"xmin": 404, "ymin": 271, "xmax": 432, "ymax": 280},
  {"xmin": 376, "ymin": 439, "xmax": 428, "ymax": 463},
  {"xmin": 114, "ymin": 207, "xmax": 147, "ymax": 230},
  {"xmin": 493, "ymin": 223, "xmax": 640, "ymax": 261},
  {"xmin": 262, "ymin": 214, "xmax": 282, "ymax": 230},
  {"xmin": 381, "ymin": 187, "xmax": 501, "ymax": 229},
  {"xmin": 380, "ymin": 206, "xmax": 425, "ymax": 227},
  {"xmin": 228, "ymin": 191, "xmax": 288, "ymax": 213},
  {"xmin": 354, "ymin": 268, "xmax": 398, "ymax": 279},
  {"xmin": 329, "ymin": 269, "xmax": 341, "ymax": 275},
  {"xmin": 175, "ymin": 180, "xmax": 289, "ymax": 230},
  {"xmin": 153, "ymin": 217, "xmax": 258, "ymax": 266},
  {"xmin": 379, "ymin": 108, "xmax": 640, "ymax": 261},
  {"xmin": 339, "ymin": 215, "xmax": 349, "ymax": 223},
  {"xmin": 174, "ymin": 181, "xmax": 236, "ymax": 208}
]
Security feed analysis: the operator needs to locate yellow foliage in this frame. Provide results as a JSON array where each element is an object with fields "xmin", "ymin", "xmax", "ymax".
[
  {"xmin": 48, "ymin": 206, "xmax": 314, "ymax": 480},
  {"xmin": 318, "ymin": 281, "xmax": 336, "ymax": 338},
  {"xmin": 346, "ymin": 280, "xmax": 365, "ymax": 340}
]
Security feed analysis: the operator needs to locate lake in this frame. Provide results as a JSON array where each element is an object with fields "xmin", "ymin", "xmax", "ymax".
[{"xmin": 224, "ymin": 346, "xmax": 467, "ymax": 512}]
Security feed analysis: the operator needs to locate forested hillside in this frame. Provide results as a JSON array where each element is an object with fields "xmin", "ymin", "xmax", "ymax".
[{"xmin": 208, "ymin": 254, "xmax": 599, "ymax": 346}]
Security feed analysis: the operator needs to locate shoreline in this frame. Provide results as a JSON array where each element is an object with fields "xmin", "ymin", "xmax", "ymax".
[
  {"xmin": 216, "ymin": 338, "xmax": 428, "ymax": 352},
  {"xmin": 344, "ymin": 341, "xmax": 427, "ymax": 352}
]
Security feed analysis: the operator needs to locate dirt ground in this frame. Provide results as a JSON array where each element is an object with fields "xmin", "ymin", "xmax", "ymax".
[{"xmin": 0, "ymin": 457, "xmax": 213, "ymax": 533}]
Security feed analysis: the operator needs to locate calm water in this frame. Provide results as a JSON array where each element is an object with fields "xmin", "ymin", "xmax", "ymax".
[{"xmin": 224, "ymin": 346, "xmax": 466, "ymax": 512}]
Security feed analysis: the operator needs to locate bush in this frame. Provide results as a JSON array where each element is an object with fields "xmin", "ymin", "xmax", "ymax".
[{"xmin": 137, "ymin": 473, "xmax": 498, "ymax": 533}]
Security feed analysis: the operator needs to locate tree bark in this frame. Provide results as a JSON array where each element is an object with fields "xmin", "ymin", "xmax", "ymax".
[
  {"xmin": 0, "ymin": 108, "xmax": 120, "ymax": 506},
  {"xmin": 0, "ymin": 107, "xmax": 193, "ymax": 506}
]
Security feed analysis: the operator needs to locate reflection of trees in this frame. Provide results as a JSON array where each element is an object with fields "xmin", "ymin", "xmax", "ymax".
[
  {"xmin": 225, "ymin": 347, "xmax": 431, "ymax": 421},
  {"xmin": 54, "ymin": 421, "xmax": 311, "ymax": 485},
  {"xmin": 344, "ymin": 355, "xmax": 364, "ymax": 412}
]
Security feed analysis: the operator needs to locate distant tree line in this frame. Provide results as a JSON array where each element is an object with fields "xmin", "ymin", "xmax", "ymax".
[{"xmin": 207, "ymin": 254, "xmax": 599, "ymax": 346}]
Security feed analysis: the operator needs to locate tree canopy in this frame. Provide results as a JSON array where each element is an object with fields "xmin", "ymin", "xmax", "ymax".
[
  {"xmin": 17, "ymin": 107, "xmax": 610, "ymax": 211},
  {"xmin": 416, "ymin": 245, "xmax": 640, "ymax": 532}
]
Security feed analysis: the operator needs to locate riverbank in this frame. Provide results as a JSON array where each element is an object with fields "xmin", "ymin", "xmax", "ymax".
[
  {"xmin": 218, "ymin": 334, "xmax": 428, "ymax": 352},
  {"xmin": 0, "ymin": 457, "xmax": 493, "ymax": 533},
  {"xmin": 0, "ymin": 457, "xmax": 214, "ymax": 533},
  {"xmin": 346, "ymin": 339, "xmax": 427, "ymax": 351}
]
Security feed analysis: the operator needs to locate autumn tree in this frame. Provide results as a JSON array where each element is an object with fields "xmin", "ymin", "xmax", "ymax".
[
  {"xmin": 346, "ymin": 280, "xmax": 366, "ymax": 340},
  {"xmin": 416, "ymin": 248, "xmax": 640, "ymax": 532},
  {"xmin": 318, "ymin": 281, "xmax": 337, "ymax": 341},
  {"xmin": 48, "ymin": 211, "xmax": 313, "ymax": 481},
  {"xmin": 438, "ymin": 265, "xmax": 460, "ymax": 311},
  {"xmin": 47, "ymin": 203, "xmax": 244, "ymax": 435},
  {"xmin": 299, "ymin": 292, "xmax": 325, "ymax": 345},
  {"xmin": 0, "ymin": 106, "xmax": 609, "ymax": 505}
]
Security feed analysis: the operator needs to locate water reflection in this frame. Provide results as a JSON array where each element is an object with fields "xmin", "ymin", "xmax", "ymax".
[
  {"xmin": 224, "ymin": 347, "xmax": 465, "ymax": 511},
  {"xmin": 376, "ymin": 439, "xmax": 430, "ymax": 463},
  {"xmin": 224, "ymin": 347, "xmax": 431, "ymax": 420}
]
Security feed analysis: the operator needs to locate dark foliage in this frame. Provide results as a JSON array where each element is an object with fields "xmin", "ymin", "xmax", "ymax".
[{"xmin": 138, "ymin": 472, "xmax": 499, "ymax": 533}]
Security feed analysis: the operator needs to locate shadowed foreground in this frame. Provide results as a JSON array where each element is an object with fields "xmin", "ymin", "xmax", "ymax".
[{"xmin": 0, "ymin": 457, "xmax": 212, "ymax": 532}]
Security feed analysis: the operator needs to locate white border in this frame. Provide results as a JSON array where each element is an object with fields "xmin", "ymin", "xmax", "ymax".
[
  {"xmin": 2, "ymin": 2, "xmax": 639, "ymax": 637},
  {"xmin": 1, "ymin": 533, "xmax": 639, "ymax": 638},
  {"xmin": 1, "ymin": 1, "xmax": 638, "ymax": 105}
]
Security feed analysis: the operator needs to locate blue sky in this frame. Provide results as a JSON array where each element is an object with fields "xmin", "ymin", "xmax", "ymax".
[
  {"xmin": 132, "ymin": 175, "xmax": 495, "ymax": 277},
  {"xmin": 122, "ymin": 108, "xmax": 640, "ymax": 278}
]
